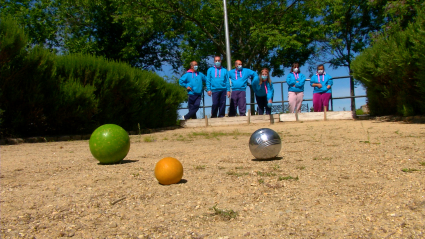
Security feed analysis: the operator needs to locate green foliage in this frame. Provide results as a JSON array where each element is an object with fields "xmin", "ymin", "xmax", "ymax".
[
  {"xmin": 352, "ymin": 5, "xmax": 425, "ymax": 116},
  {"xmin": 54, "ymin": 53, "xmax": 187, "ymax": 131},
  {"xmin": 314, "ymin": 0, "xmax": 387, "ymax": 70},
  {"xmin": 356, "ymin": 109, "xmax": 364, "ymax": 115},
  {"xmin": 1, "ymin": 0, "xmax": 179, "ymax": 70},
  {"xmin": 126, "ymin": 0, "xmax": 321, "ymax": 75},
  {"xmin": 0, "ymin": 15, "xmax": 187, "ymax": 137}
]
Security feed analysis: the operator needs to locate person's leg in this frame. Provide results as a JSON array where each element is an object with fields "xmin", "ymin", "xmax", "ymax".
[
  {"xmin": 295, "ymin": 92, "xmax": 304, "ymax": 113},
  {"xmin": 218, "ymin": 90, "xmax": 227, "ymax": 117},
  {"xmin": 265, "ymin": 98, "xmax": 272, "ymax": 115},
  {"xmin": 211, "ymin": 92, "xmax": 219, "ymax": 118},
  {"xmin": 313, "ymin": 93, "xmax": 322, "ymax": 112},
  {"xmin": 228, "ymin": 91, "xmax": 237, "ymax": 117},
  {"xmin": 185, "ymin": 95, "xmax": 201, "ymax": 119},
  {"xmin": 288, "ymin": 91, "xmax": 296, "ymax": 113},
  {"xmin": 184, "ymin": 95, "xmax": 195, "ymax": 119},
  {"xmin": 321, "ymin": 93, "xmax": 332, "ymax": 111},
  {"xmin": 238, "ymin": 91, "xmax": 247, "ymax": 116},
  {"xmin": 255, "ymin": 95, "xmax": 266, "ymax": 115}
]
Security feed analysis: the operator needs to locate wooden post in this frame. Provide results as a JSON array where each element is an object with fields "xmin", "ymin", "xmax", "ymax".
[
  {"xmin": 324, "ymin": 106, "xmax": 327, "ymax": 121},
  {"xmin": 247, "ymin": 109, "xmax": 251, "ymax": 124},
  {"xmin": 270, "ymin": 114, "xmax": 274, "ymax": 124},
  {"xmin": 205, "ymin": 115, "xmax": 208, "ymax": 127}
]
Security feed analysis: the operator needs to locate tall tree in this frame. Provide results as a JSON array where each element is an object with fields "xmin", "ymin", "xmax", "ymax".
[
  {"xmin": 0, "ymin": 0, "xmax": 179, "ymax": 70},
  {"xmin": 314, "ymin": 0, "xmax": 387, "ymax": 71},
  {"xmin": 130, "ymin": 0, "xmax": 321, "ymax": 76}
]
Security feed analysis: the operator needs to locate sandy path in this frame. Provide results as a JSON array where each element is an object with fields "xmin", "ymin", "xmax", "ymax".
[{"xmin": 1, "ymin": 120, "xmax": 424, "ymax": 238}]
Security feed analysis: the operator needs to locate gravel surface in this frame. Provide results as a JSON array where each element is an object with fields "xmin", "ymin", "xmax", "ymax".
[{"xmin": 1, "ymin": 120, "xmax": 424, "ymax": 238}]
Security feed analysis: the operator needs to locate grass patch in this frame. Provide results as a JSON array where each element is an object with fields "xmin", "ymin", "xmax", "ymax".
[
  {"xmin": 235, "ymin": 166, "xmax": 244, "ymax": 169},
  {"xmin": 272, "ymin": 164, "xmax": 280, "ymax": 170},
  {"xmin": 194, "ymin": 165, "xmax": 206, "ymax": 170},
  {"xmin": 402, "ymin": 168, "xmax": 419, "ymax": 173},
  {"xmin": 419, "ymin": 162, "xmax": 425, "ymax": 166},
  {"xmin": 258, "ymin": 179, "xmax": 264, "ymax": 184},
  {"xmin": 296, "ymin": 166, "xmax": 305, "ymax": 170},
  {"xmin": 278, "ymin": 175, "xmax": 299, "ymax": 181},
  {"xmin": 217, "ymin": 166, "xmax": 225, "ymax": 170},
  {"xmin": 313, "ymin": 156, "xmax": 332, "ymax": 160},
  {"xmin": 211, "ymin": 205, "xmax": 238, "ymax": 220},
  {"xmin": 143, "ymin": 136, "xmax": 155, "ymax": 142},
  {"xmin": 226, "ymin": 171, "xmax": 249, "ymax": 177},
  {"xmin": 189, "ymin": 130, "xmax": 250, "ymax": 140},
  {"xmin": 256, "ymin": 171, "xmax": 276, "ymax": 177}
]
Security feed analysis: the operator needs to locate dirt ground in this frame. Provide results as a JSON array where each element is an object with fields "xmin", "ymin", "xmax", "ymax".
[{"xmin": 1, "ymin": 120, "xmax": 424, "ymax": 238}]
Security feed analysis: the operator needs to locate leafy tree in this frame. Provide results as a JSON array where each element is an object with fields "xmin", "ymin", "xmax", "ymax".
[
  {"xmin": 351, "ymin": 4, "xmax": 425, "ymax": 116},
  {"xmin": 0, "ymin": 0, "xmax": 179, "ymax": 70},
  {"xmin": 314, "ymin": 0, "xmax": 387, "ymax": 71},
  {"xmin": 131, "ymin": 0, "xmax": 320, "ymax": 75}
]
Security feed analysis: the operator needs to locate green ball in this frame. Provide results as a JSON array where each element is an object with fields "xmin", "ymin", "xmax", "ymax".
[{"xmin": 89, "ymin": 124, "xmax": 130, "ymax": 164}]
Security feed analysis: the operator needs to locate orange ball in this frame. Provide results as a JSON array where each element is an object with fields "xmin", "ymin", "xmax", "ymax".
[{"xmin": 154, "ymin": 157, "xmax": 184, "ymax": 185}]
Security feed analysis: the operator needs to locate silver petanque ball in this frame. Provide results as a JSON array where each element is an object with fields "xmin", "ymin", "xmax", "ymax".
[{"xmin": 249, "ymin": 128, "xmax": 282, "ymax": 159}]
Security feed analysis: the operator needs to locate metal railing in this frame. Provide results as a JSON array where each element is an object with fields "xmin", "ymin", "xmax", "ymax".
[{"xmin": 179, "ymin": 75, "xmax": 366, "ymax": 117}]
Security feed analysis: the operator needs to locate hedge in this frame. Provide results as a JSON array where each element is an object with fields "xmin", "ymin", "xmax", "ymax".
[{"xmin": 0, "ymin": 15, "xmax": 187, "ymax": 137}]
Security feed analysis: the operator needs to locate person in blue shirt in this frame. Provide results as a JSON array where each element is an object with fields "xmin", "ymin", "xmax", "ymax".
[
  {"xmin": 228, "ymin": 60, "xmax": 259, "ymax": 116},
  {"xmin": 179, "ymin": 61, "xmax": 206, "ymax": 120},
  {"xmin": 252, "ymin": 68, "xmax": 274, "ymax": 115},
  {"xmin": 286, "ymin": 63, "xmax": 306, "ymax": 113},
  {"xmin": 206, "ymin": 56, "xmax": 230, "ymax": 118},
  {"xmin": 310, "ymin": 64, "xmax": 333, "ymax": 112}
]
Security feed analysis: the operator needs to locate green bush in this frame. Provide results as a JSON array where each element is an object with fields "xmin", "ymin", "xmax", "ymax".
[
  {"xmin": 352, "ymin": 6, "xmax": 425, "ymax": 116},
  {"xmin": 55, "ymin": 54, "xmax": 187, "ymax": 131},
  {"xmin": 0, "ymin": 15, "xmax": 187, "ymax": 137}
]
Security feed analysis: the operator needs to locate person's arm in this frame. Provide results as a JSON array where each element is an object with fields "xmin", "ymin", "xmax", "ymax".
[
  {"xmin": 251, "ymin": 77, "xmax": 261, "ymax": 91},
  {"xmin": 295, "ymin": 74, "xmax": 306, "ymax": 88},
  {"xmin": 310, "ymin": 76, "xmax": 322, "ymax": 88},
  {"xmin": 251, "ymin": 70, "xmax": 259, "ymax": 84},
  {"xmin": 326, "ymin": 75, "xmax": 333, "ymax": 89},
  {"xmin": 179, "ymin": 74, "xmax": 191, "ymax": 90},
  {"xmin": 206, "ymin": 71, "xmax": 212, "ymax": 96},
  {"xmin": 267, "ymin": 82, "xmax": 274, "ymax": 102},
  {"xmin": 287, "ymin": 74, "xmax": 295, "ymax": 87}
]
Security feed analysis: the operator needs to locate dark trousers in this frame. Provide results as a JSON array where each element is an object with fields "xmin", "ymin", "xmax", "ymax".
[
  {"xmin": 313, "ymin": 93, "xmax": 332, "ymax": 112},
  {"xmin": 256, "ymin": 95, "xmax": 271, "ymax": 115},
  {"xmin": 229, "ymin": 91, "xmax": 246, "ymax": 116},
  {"xmin": 211, "ymin": 91, "xmax": 227, "ymax": 118},
  {"xmin": 184, "ymin": 94, "xmax": 201, "ymax": 119}
]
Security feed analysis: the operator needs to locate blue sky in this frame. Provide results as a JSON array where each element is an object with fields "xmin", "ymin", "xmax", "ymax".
[{"xmin": 157, "ymin": 63, "xmax": 367, "ymax": 118}]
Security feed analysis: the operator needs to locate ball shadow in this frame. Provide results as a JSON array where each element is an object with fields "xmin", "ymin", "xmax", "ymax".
[
  {"xmin": 251, "ymin": 156, "xmax": 283, "ymax": 162},
  {"xmin": 157, "ymin": 179, "xmax": 188, "ymax": 186},
  {"xmin": 97, "ymin": 159, "xmax": 139, "ymax": 165}
]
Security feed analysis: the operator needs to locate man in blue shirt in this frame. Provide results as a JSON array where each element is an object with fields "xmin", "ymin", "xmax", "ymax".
[
  {"xmin": 179, "ymin": 61, "xmax": 206, "ymax": 120},
  {"xmin": 206, "ymin": 56, "xmax": 230, "ymax": 118},
  {"xmin": 228, "ymin": 60, "xmax": 258, "ymax": 116}
]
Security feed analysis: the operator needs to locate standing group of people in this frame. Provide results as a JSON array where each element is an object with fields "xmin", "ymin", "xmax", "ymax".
[{"xmin": 179, "ymin": 57, "xmax": 333, "ymax": 120}]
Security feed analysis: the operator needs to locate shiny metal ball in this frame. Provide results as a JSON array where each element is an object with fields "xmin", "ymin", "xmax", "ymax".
[{"xmin": 249, "ymin": 128, "xmax": 282, "ymax": 159}]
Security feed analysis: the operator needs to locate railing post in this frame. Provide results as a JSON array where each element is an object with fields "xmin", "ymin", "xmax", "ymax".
[
  {"xmin": 350, "ymin": 75, "xmax": 356, "ymax": 118},
  {"xmin": 281, "ymin": 82, "xmax": 284, "ymax": 113}
]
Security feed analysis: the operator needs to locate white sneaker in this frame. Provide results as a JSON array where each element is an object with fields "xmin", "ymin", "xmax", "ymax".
[{"xmin": 180, "ymin": 115, "xmax": 186, "ymax": 120}]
